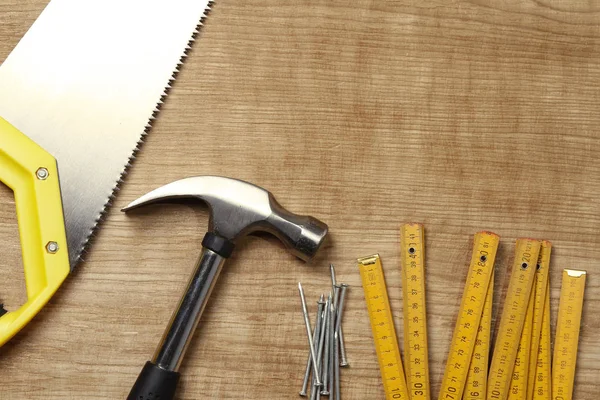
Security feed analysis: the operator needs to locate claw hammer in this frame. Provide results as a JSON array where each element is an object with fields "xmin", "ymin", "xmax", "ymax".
[{"xmin": 124, "ymin": 176, "xmax": 329, "ymax": 400}]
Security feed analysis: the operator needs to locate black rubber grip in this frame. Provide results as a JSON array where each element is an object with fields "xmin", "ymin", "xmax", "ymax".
[
  {"xmin": 202, "ymin": 232, "xmax": 235, "ymax": 258},
  {"xmin": 127, "ymin": 361, "xmax": 180, "ymax": 400}
]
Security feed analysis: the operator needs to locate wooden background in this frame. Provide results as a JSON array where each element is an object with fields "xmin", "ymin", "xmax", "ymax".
[{"xmin": 1, "ymin": 0, "xmax": 599, "ymax": 398}]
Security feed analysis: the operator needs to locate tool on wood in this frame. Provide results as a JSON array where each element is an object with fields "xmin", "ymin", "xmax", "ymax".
[
  {"xmin": 0, "ymin": 0, "xmax": 212, "ymax": 346},
  {"xmin": 312, "ymin": 296, "xmax": 329, "ymax": 400},
  {"xmin": 488, "ymin": 238, "xmax": 541, "ymax": 400},
  {"xmin": 358, "ymin": 254, "xmax": 410, "ymax": 400},
  {"xmin": 552, "ymin": 269, "xmax": 586, "ymax": 400},
  {"xmin": 334, "ymin": 284, "xmax": 348, "ymax": 400},
  {"xmin": 301, "ymin": 294, "xmax": 325, "ymax": 397},
  {"xmin": 123, "ymin": 176, "xmax": 328, "ymax": 400},
  {"xmin": 329, "ymin": 285, "xmax": 340, "ymax": 396},
  {"xmin": 507, "ymin": 276, "xmax": 536, "ymax": 400},
  {"xmin": 439, "ymin": 231, "xmax": 499, "ymax": 400},
  {"xmin": 330, "ymin": 264, "xmax": 349, "ymax": 367},
  {"xmin": 527, "ymin": 241, "xmax": 552, "ymax": 400},
  {"xmin": 464, "ymin": 271, "xmax": 494, "ymax": 400},
  {"xmin": 321, "ymin": 292, "xmax": 332, "ymax": 396},
  {"xmin": 533, "ymin": 284, "xmax": 552, "ymax": 400},
  {"xmin": 400, "ymin": 223, "xmax": 430, "ymax": 400},
  {"xmin": 300, "ymin": 284, "xmax": 323, "ymax": 388}
]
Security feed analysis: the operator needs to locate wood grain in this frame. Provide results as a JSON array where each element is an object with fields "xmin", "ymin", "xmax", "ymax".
[{"xmin": 1, "ymin": 0, "xmax": 600, "ymax": 398}]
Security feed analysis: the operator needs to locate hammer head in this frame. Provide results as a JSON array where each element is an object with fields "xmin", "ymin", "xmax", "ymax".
[{"xmin": 122, "ymin": 176, "xmax": 328, "ymax": 261}]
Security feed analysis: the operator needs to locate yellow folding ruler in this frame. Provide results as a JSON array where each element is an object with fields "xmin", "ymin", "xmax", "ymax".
[
  {"xmin": 400, "ymin": 223, "xmax": 431, "ymax": 400},
  {"xmin": 532, "ymin": 283, "xmax": 551, "ymax": 400},
  {"xmin": 463, "ymin": 271, "xmax": 494, "ymax": 400},
  {"xmin": 527, "ymin": 242, "xmax": 552, "ymax": 400},
  {"xmin": 507, "ymin": 278, "xmax": 535, "ymax": 400},
  {"xmin": 552, "ymin": 269, "xmax": 586, "ymax": 400},
  {"xmin": 438, "ymin": 231, "xmax": 500, "ymax": 400},
  {"xmin": 358, "ymin": 254, "xmax": 410, "ymax": 400},
  {"xmin": 487, "ymin": 238, "xmax": 541, "ymax": 400}
]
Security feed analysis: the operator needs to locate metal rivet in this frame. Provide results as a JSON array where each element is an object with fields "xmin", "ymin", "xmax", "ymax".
[
  {"xmin": 521, "ymin": 262, "xmax": 528, "ymax": 270},
  {"xmin": 36, "ymin": 167, "xmax": 49, "ymax": 180},
  {"xmin": 46, "ymin": 241, "xmax": 59, "ymax": 253}
]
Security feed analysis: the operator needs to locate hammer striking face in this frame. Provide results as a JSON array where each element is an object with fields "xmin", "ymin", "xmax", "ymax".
[{"xmin": 124, "ymin": 176, "xmax": 329, "ymax": 400}]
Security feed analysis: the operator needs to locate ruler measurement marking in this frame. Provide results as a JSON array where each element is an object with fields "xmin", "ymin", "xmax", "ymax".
[
  {"xmin": 551, "ymin": 269, "xmax": 586, "ymax": 400},
  {"xmin": 487, "ymin": 239, "xmax": 541, "ymax": 400},
  {"xmin": 359, "ymin": 254, "xmax": 410, "ymax": 400},
  {"xmin": 463, "ymin": 270, "xmax": 494, "ymax": 400},
  {"xmin": 533, "ymin": 283, "xmax": 551, "ymax": 400},
  {"xmin": 438, "ymin": 232, "xmax": 500, "ymax": 400},
  {"xmin": 401, "ymin": 223, "xmax": 430, "ymax": 400},
  {"xmin": 507, "ymin": 276, "xmax": 536, "ymax": 400},
  {"xmin": 527, "ymin": 241, "xmax": 552, "ymax": 400}
]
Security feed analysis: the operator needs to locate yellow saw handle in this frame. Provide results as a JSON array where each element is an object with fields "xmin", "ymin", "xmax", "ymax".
[{"xmin": 0, "ymin": 117, "xmax": 69, "ymax": 346}]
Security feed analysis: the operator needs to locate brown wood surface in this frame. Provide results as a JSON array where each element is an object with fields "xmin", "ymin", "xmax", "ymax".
[{"xmin": 1, "ymin": 0, "xmax": 600, "ymax": 398}]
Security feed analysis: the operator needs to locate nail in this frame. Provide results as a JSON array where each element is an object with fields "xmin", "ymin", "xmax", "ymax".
[
  {"xmin": 337, "ymin": 284, "xmax": 349, "ymax": 367},
  {"xmin": 299, "ymin": 283, "xmax": 322, "ymax": 387},
  {"xmin": 311, "ymin": 296, "xmax": 329, "ymax": 400},
  {"xmin": 330, "ymin": 265, "xmax": 348, "ymax": 367},
  {"xmin": 330, "ymin": 264, "xmax": 337, "ymax": 293},
  {"xmin": 320, "ymin": 292, "xmax": 332, "ymax": 395},
  {"xmin": 334, "ymin": 329, "xmax": 341, "ymax": 400},
  {"xmin": 300, "ymin": 294, "xmax": 325, "ymax": 396},
  {"xmin": 329, "ymin": 286, "xmax": 340, "ymax": 395},
  {"xmin": 339, "ymin": 330, "xmax": 348, "ymax": 367}
]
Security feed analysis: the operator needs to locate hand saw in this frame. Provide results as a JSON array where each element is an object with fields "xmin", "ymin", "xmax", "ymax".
[{"xmin": 0, "ymin": 0, "xmax": 212, "ymax": 347}]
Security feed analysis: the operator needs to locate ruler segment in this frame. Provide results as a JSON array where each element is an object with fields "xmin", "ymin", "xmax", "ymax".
[
  {"xmin": 400, "ymin": 223, "xmax": 431, "ymax": 400},
  {"xmin": 438, "ymin": 231, "xmax": 500, "ymax": 400},
  {"xmin": 487, "ymin": 238, "xmax": 541, "ymax": 400},
  {"xmin": 358, "ymin": 254, "xmax": 410, "ymax": 400},
  {"xmin": 527, "ymin": 241, "xmax": 551, "ymax": 400},
  {"xmin": 551, "ymin": 269, "xmax": 586, "ymax": 400},
  {"xmin": 533, "ymin": 284, "xmax": 551, "ymax": 400},
  {"xmin": 507, "ymin": 279, "xmax": 536, "ymax": 400},
  {"xmin": 463, "ymin": 271, "xmax": 494, "ymax": 400}
]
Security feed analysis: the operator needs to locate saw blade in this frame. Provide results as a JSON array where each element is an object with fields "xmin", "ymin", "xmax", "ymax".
[{"xmin": 0, "ymin": 0, "xmax": 211, "ymax": 268}]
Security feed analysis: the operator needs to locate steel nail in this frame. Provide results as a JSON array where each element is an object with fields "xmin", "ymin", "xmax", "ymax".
[
  {"xmin": 334, "ymin": 329, "xmax": 341, "ymax": 400},
  {"xmin": 320, "ymin": 293, "xmax": 332, "ymax": 395},
  {"xmin": 299, "ymin": 320, "xmax": 318, "ymax": 397},
  {"xmin": 329, "ymin": 286, "xmax": 340, "ymax": 395},
  {"xmin": 330, "ymin": 264, "xmax": 337, "ymax": 293},
  {"xmin": 301, "ymin": 294, "xmax": 325, "ymax": 396},
  {"xmin": 339, "ymin": 330, "xmax": 348, "ymax": 367},
  {"xmin": 311, "ymin": 296, "xmax": 329, "ymax": 400},
  {"xmin": 336, "ymin": 284, "xmax": 349, "ymax": 367},
  {"xmin": 298, "ymin": 283, "xmax": 322, "ymax": 387},
  {"xmin": 330, "ymin": 265, "xmax": 348, "ymax": 366}
]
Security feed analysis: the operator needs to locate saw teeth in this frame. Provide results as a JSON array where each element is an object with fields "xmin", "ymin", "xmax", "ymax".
[{"xmin": 74, "ymin": 2, "xmax": 215, "ymax": 266}]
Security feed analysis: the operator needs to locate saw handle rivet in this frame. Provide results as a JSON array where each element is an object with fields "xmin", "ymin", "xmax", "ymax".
[
  {"xmin": 45, "ymin": 241, "xmax": 59, "ymax": 253},
  {"xmin": 36, "ymin": 167, "xmax": 49, "ymax": 180}
]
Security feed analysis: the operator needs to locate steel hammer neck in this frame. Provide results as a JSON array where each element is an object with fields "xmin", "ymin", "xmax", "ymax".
[{"xmin": 153, "ymin": 245, "xmax": 226, "ymax": 372}]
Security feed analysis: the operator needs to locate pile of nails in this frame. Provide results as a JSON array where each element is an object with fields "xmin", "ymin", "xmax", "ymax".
[{"xmin": 298, "ymin": 264, "xmax": 349, "ymax": 400}]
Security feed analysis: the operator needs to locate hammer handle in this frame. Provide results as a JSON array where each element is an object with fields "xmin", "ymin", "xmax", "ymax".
[
  {"xmin": 154, "ymin": 247, "xmax": 226, "ymax": 371},
  {"xmin": 128, "ymin": 243, "xmax": 228, "ymax": 400},
  {"xmin": 127, "ymin": 361, "xmax": 179, "ymax": 400}
]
